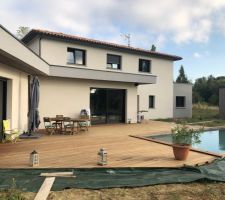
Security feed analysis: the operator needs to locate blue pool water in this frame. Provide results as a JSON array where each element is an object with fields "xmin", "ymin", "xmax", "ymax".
[{"xmin": 147, "ymin": 129, "xmax": 225, "ymax": 154}]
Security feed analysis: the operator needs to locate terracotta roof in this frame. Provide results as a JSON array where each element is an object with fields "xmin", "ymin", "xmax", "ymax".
[{"xmin": 22, "ymin": 29, "xmax": 182, "ymax": 61}]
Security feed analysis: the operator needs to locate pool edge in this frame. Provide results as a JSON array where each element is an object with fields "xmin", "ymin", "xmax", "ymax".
[{"xmin": 129, "ymin": 134, "xmax": 223, "ymax": 159}]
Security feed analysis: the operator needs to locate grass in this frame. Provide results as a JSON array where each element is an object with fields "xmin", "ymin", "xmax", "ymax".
[
  {"xmin": 155, "ymin": 104, "xmax": 225, "ymax": 127},
  {"xmin": 2, "ymin": 182, "xmax": 225, "ymax": 200},
  {"xmin": 192, "ymin": 104, "xmax": 219, "ymax": 122},
  {"xmin": 203, "ymin": 120, "xmax": 225, "ymax": 127},
  {"xmin": 0, "ymin": 178, "xmax": 26, "ymax": 200}
]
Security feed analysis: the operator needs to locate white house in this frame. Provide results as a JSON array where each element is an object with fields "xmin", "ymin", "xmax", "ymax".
[{"xmin": 0, "ymin": 25, "xmax": 192, "ymax": 134}]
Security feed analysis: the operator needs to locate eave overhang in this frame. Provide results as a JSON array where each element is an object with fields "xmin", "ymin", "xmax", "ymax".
[
  {"xmin": 50, "ymin": 65, "xmax": 157, "ymax": 85},
  {"xmin": 0, "ymin": 25, "xmax": 49, "ymax": 75}
]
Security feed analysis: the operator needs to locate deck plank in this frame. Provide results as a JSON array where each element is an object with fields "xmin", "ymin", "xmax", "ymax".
[
  {"xmin": 34, "ymin": 177, "xmax": 55, "ymax": 200},
  {"xmin": 0, "ymin": 121, "xmax": 217, "ymax": 168}
]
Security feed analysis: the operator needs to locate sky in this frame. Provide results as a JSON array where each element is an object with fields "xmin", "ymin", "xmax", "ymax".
[{"xmin": 1, "ymin": 0, "xmax": 225, "ymax": 82}]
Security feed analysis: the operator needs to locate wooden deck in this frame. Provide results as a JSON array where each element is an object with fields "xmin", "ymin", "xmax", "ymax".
[{"xmin": 0, "ymin": 121, "xmax": 218, "ymax": 168}]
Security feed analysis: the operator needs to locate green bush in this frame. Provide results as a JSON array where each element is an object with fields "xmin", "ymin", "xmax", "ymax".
[{"xmin": 171, "ymin": 124, "xmax": 203, "ymax": 145}]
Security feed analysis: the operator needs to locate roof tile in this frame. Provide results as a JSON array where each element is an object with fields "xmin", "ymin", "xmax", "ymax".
[{"xmin": 22, "ymin": 29, "xmax": 182, "ymax": 61}]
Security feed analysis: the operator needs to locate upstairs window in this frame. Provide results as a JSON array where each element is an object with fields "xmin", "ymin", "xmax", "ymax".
[
  {"xmin": 176, "ymin": 96, "xmax": 186, "ymax": 108},
  {"xmin": 149, "ymin": 95, "xmax": 155, "ymax": 108},
  {"xmin": 67, "ymin": 48, "xmax": 86, "ymax": 65},
  {"xmin": 139, "ymin": 59, "xmax": 151, "ymax": 73},
  {"xmin": 107, "ymin": 54, "xmax": 121, "ymax": 70}
]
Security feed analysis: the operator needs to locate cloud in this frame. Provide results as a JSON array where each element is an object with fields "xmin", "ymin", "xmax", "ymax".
[
  {"xmin": 1, "ymin": 0, "xmax": 225, "ymax": 48},
  {"xmin": 193, "ymin": 52, "xmax": 201, "ymax": 58}
]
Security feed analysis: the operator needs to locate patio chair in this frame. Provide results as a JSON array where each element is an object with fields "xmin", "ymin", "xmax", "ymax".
[
  {"xmin": 63, "ymin": 117, "xmax": 77, "ymax": 135},
  {"xmin": 54, "ymin": 115, "xmax": 64, "ymax": 133},
  {"xmin": 79, "ymin": 109, "xmax": 90, "ymax": 131},
  {"xmin": 2, "ymin": 120, "xmax": 21, "ymax": 143},
  {"xmin": 43, "ymin": 117, "xmax": 55, "ymax": 135}
]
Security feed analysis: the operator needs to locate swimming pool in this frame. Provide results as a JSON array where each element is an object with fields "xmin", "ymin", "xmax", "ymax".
[{"xmin": 146, "ymin": 129, "xmax": 225, "ymax": 154}]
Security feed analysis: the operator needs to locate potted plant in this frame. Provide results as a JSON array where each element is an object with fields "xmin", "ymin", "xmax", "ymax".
[{"xmin": 171, "ymin": 124, "xmax": 203, "ymax": 160}]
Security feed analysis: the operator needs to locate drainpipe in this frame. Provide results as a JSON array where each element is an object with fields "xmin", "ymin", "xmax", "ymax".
[
  {"xmin": 39, "ymin": 36, "xmax": 42, "ymax": 57},
  {"xmin": 18, "ymin": 72, "xmax": 22, "ymax": 130}
]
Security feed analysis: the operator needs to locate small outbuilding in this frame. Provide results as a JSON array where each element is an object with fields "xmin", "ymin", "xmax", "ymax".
[
  {"xmin": 219, "ymin": 88, "xmax": 225, "ymax": 118},
  {"xmin": 173, "ymin": 83, "xmax": 192, "ymax": 119}
]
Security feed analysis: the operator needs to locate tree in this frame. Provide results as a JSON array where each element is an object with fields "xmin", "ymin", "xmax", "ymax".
[
  {"xmin": 192, "ymin": 75, "xmax": 225, "ymax": 105},
  {"xmin": 176, "ymin": 65, "xmax": 190, "ymax": 83},
  {"xmin": 16, "ymin": 26, "xmax": 30, "ymax": 39},
  {"xmin": 150, "ymin": 44, "xmax": 156, "ymax": 51},
  {"xmin": 193, "ymin": 77, "xmax": 208, "ymax": 103}
]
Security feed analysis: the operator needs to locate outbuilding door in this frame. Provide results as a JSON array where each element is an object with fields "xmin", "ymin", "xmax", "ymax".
[{"xmin": 90, "ymin": 88, "xmax": 125, "ymax": 125}]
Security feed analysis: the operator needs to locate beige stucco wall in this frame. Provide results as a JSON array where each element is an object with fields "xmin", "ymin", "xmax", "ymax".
[
  {"xmin": 173, "ymin": 83, "xmax": 192, "ymax": 118},
  {"xmin": 137, "ymin": 59, "xmax": 174, "ymax": 119},
  {"xmin": 0, "ymin": 63, "xmax": 28, "ymax": 130},
  {"xmin": 39, "ymin": 38, "xmax": 158, "ymax": 75},
  {"xmin": 38, "ymin": 76, "xmax": 137, "ymax": 128},
  {"xmin": 27, "ymin": 37, "xmax": 176, "ymax": 121},
  {"xmin": 27, "ymin": 36, "xmax": 40, "ymax": 55},
  {"xmin": 25, "ymin": 36, "xmax": 183, "ymax": 121}
]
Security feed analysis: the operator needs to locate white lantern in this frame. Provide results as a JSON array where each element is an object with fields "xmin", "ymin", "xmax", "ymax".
[
  {"xmin": 30, "ymin": 150, "xmax": 39, "ymax": 167},
  {"xmin": 97, "ymin": 148, "xmax": 107, "ymax": 166}
]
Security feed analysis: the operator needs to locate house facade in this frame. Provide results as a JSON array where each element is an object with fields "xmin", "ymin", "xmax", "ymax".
[
  {"xmin": 0, "ymin": 25, "xmax": 49, "ymax": 137},
  {"xmin": 0, "ymin": 25, "xmax": 191, "ymax": 133}
]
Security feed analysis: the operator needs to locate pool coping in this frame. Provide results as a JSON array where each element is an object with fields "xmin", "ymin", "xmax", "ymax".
[{"xmin": 130, "ymin": 128, "xmax": 225, "ymax": 159}]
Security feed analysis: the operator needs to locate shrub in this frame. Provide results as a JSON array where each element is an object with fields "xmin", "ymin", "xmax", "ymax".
[{"xmin": 171, "ymin": 124, "xmax": 203, "ymax": 146}]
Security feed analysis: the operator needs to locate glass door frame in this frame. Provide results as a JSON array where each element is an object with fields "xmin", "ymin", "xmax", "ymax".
[{"xmin": 90, "ymin": 87, "xmax": 126, "ymax": 124}]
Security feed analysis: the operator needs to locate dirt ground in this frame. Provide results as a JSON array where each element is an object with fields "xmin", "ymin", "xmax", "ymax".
[{"xmin": 1, "ymin": 182, "xmax": 225, "ymax": 200}]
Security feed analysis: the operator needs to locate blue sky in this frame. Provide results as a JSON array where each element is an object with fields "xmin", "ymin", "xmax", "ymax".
[
  {"xmin": 1, "ymin": 0, "xmax": 225, "ymax": 82},
  {"xmin": 168, "ymin": 32, "xmax": 225, "ymax": 82}
]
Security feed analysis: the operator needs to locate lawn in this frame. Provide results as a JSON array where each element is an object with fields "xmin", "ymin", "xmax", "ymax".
[{"xmin": 155, "ymin": 104, "xmax": 225, "ymax": 127}]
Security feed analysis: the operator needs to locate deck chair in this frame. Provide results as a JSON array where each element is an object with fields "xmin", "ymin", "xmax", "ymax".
[
  {"xmin": 63, "ymin": 117, "xmax": 77, "ymax": 135},
  {"xmin": 43, "ymin": 117, "xmax": 55, "ymax": 135},
  {"xmin": 79, "ymin": 109, "xmax": 91, "ymax": 131},
  {"xmin": 54, "ymin": 115, "xmax": 64, "ymax": 133},
  {"xmin": 2, "ymin": 120, "xmax": 21, "ymax": 143}
]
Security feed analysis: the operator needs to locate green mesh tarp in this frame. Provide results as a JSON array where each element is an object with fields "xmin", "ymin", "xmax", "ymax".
[{"xmin": 1, "ymin": 158, "xmax": 225, "ymax": 192}]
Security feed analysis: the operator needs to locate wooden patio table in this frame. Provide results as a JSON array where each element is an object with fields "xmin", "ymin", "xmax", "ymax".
[{"xmin": 50, "ymin": 117, "xmax": 89, "ymax": 134}]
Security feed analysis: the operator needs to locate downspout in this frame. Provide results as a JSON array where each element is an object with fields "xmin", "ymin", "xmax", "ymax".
[
  {"xmin": 18, "ymin": 72, "xmax": 22, "ymax": 130},
  {"xmin": 39, "ymin": 37, "xmax": 41, "ymax": 56}
]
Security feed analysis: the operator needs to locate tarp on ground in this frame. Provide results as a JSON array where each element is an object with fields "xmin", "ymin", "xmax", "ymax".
[{"xmin": 1, "ymin": 158, "xmax": 225, "ymax": 193}]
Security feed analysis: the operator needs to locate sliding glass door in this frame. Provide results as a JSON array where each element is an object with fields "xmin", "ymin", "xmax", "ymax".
[
  {"xmin": 0, "ymin": 79, "xmax": 7, "ymax": 140},
  {"xmin": 90, "ymin": 88, "xmax": 125, "ymax": 124},
  {"xmin": 90, "ymin": 89, "xmax": 107, "ymax": 124}
]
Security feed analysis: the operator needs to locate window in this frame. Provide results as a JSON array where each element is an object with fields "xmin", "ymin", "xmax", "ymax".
[
  {"xmin": 149, "ymin": 95, "xmax": 155, "ymax": 108},
  {"xmin": 107, "ymin": 54, "xmax": 121, "ymax": 70},
  {"xmin": 139, "ymin": 59, "xmax": 151, "ymax": 73},
  {"xmin": 67, "ymin": 48, "xmax": 86, "ymax": 65},
  {"xmin": 176, "ymin": 96, "xmax": 186, "ymax": 108}
]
